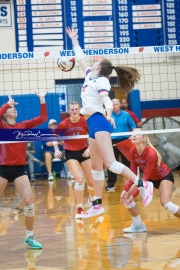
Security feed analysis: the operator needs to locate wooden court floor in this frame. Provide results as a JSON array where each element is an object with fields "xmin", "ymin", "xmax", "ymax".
[{"xmin": 0, "ymin": 170, "xmax": 180, "ymax": 270}]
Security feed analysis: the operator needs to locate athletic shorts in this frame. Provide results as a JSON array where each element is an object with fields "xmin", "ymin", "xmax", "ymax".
[
  {"xmin": 64, "ymin": 148, "xmax": 90, "ymax": 163},
  {"xmin": 87, "ymin": 112, "xmax": 112, "ymax": 139},
  {"xmin": 149, "ymin": 171, "xmax": 174, "ymax": 189},
  {"xmin": 0, "ymin": 165, "xmax": 28, "ymax": 182}
]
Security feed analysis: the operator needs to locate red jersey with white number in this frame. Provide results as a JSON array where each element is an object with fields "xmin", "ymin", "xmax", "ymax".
[
  {"xmin": 0, "ymin": 103, "xmax": 47, "ymax": 165},
  {"xmin": 57, "ymin": 116, "xmax": 88, "ymax": 151},
  {"xmin": 124, "ymin": 145, "xmax": 171, "ymax": 194}
]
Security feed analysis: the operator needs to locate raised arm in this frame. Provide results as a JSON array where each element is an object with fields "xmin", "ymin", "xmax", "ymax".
[
  {"xmin": 34, "ymin": 89, "xmax": 48, "ymax": 104},
  {"xmin": 23, "ymin": 90, "xmax": 48, "ymax": 128},
  {"xmin": 66, "ymin": 26, "xmax": 88, "ymax": 73}
]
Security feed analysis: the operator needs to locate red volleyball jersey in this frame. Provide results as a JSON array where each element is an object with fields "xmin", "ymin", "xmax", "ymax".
[
  {"xmin": 124, "ymin": 145, "xmax": 171, "ymax": 196},
  {"xmin": 0, "ymin": 103, "xmax": 47, "ymax": 165},
  {"xmin": 57, "ymin": 116, "xmax": 88, "ymax": 151}
]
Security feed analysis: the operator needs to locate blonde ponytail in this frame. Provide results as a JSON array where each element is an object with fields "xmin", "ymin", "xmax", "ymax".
[{"xmin": 144, "ymin": 135, "xmax": 162, "ymax": 166}]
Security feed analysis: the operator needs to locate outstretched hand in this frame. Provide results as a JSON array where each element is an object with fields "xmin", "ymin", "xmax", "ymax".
[
  {"xmin": 8, "ymin": 95, "xmax": 18, "ymax": 107},
  {"xmin": 34, "ymin": 89, "xmax": 48, "ymax": 98},
  {"xmin": 66, "ymin": 26, "xmax": 78, "ymax": 40}
]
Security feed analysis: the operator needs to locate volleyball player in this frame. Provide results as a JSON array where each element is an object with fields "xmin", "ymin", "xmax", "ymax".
[
  {"xmin": 66, "ymin": 26, "xmax": 153, "ymax": 218},
  {"xmin": 53, "ymin": 101, "xmax": 94, "ymax": 218},
  {"xmin": 120, "ymin": 129, "xmax": 179, "ymax": 233},
  {"xmin": 0, "ymin": 91, "xmax": 48, "ymax": 248}
]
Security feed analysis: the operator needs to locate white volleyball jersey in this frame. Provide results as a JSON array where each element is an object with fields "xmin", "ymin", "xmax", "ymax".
[{"xmin": 80, "ymin": 68, "xmax": 111, "ymax": 116}]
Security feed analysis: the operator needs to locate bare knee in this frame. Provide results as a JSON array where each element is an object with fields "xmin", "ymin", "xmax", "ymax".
[
  {"xmin": 74, "ymin": 175, "xmax": 84, "ymax": 184},
  {"xmin": 22, "ymin": 196, "xmax": 33, "ymax": 206}
]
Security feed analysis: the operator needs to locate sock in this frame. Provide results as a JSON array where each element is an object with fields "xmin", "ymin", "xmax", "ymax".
[
  {"xmin": 26, "ymin": 230, "xmax": 34, "ymax": 237},
  {"xmin": 89, "ymin": 196, "xmax": 94, "ymax": 202},
  {"xmin": 132, "ymin": 215, "xmax": 142, "ymax": 226},
  {"xmin": 77, "ymin": 204, "xmax": 83, "ymax": 208},
  {"xmin": 94, "ymin": 196, "xmax": 101, "ymax": 201}
]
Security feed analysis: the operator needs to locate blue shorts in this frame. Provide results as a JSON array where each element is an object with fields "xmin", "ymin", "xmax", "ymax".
[{"xmin": 87, "ymin": 112, "xmax": 112, "ymax": 139}]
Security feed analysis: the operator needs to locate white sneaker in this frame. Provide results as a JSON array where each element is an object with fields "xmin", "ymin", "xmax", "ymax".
[
  {"xmin": 123, "ymin": 223, "xmax": 147, "ymax": 233},
  {"xmin": 139, "ymin": 180, "xmax": 153, "ymax": 206},
  {"xmin": 81, "ymin": 204, "xmax": 105, "ymax": 218},
  {"xmin": 48, "ymin": 173, "xmax": 53, "ymax": 181},
  {"xmin": 105, "ymin": 186, "xmax": 115, "ymax": 192},
  {"xmin": 84, "ymin": 198, "xmax": 93, "ymax": 208}
]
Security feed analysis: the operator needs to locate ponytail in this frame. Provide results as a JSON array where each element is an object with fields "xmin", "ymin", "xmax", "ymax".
[
  {"xmin": 144, "ymin": 135, "xmax": 162, "ymax": 166},
  {"xmin": 99, "ymin": 59, "xmax": 140, "ymax": 94},
  {"xmin": 114, "ymin": 65, "xmax": 141, "ymax": 93}
]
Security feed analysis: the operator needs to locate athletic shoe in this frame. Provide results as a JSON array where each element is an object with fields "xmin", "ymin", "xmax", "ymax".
[
  {"xmin": 105, "ymin": 186, "xmax": 115, "ymax": 192},
  {"xmin": 139, "ymin": 181, "xmax": 153, "ymax": 206},
  {"xmin": 84, "ymin": 198, "xmax": 93, "ymax": 208},
  {"xmin": 25, "ymin": 250, "xmax": 42, "ymax": 263},
  {"xmin": 48, "ymin": 173, "xmax": 53, "ymax": 181},
  {"xmin": 123, "ymin": 223, "xmax": 147, "ymax": 233},
  {"xmin": 24, "ymin": 236, "xmax": 42, "ymax": 249},
  {"xmin": 81, "ymin": 204, "xmax": 105, "ymax": 218},
  {"xmin": 75, "ymin": 207, "xmax": 83, "ymax": 219}
]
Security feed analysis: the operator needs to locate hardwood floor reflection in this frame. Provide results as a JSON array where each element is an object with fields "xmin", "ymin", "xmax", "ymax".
[{"xmin": 0, "ymin": 170, "xmax": 180, "ymax": 269}]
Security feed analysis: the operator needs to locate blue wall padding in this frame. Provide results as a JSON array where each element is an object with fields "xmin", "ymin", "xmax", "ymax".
[
  {"xmin": 141, "ymin": 99, "xmax": 180, "ymax": 109},
  {"xmin": 128, "ymin": 89, "xmax": 141, "ymax": 120}
]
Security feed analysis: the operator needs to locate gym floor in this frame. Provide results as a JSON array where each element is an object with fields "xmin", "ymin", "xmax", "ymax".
[{"xmin": 0, "ymin": 170, "xmax": 180, "ymax": 270}]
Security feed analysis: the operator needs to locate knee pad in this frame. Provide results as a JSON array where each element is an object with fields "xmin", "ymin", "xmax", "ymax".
[
  {"xmin": 24, "ymin": 204, "xmax": 35, "ymax": 217},
  {"xmin": 109, "ymin": 161, "xmax": 125, "ymax": 174},
  {"xmin": 74, "ymin": 182, "xmax": 85, "ymax": 191},
  {"xmin": 92, "ymin": 170, "xmax": 104, "ymax": 181},
  {"xmin": 164, "ymin": 201, "xmax": 179, "ymax": 214},
  {"xmin": 124, "ymin": 201, "xmax": 136, "ymax": 209}
]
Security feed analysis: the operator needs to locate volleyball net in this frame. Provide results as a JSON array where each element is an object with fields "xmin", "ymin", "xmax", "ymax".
[{"xmin": 0, "ymin": 45, "xmax": 180, "ymax": 169}]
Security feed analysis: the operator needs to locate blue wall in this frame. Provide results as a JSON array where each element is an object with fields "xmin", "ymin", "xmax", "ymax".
[{"xmin": 128, "ymin": 90, "xmax": 141, "ymax": 120}]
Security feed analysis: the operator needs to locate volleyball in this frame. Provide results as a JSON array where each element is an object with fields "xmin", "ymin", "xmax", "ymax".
[{"xmin": 57, "ymin": 56, "xmax": 75, "ymax": 72}]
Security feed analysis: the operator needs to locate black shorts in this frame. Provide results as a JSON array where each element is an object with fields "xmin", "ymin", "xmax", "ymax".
[
  {"xmin": 0, "ymin": 165, "xmax": 28, "ymax": 182},
  {"xmin": 149, "ymin": 171, "xmax": 174, "ymax": 189},
  {"xmin": 64, "ymin": 148, "xmax": 90, "ymax": 163}
]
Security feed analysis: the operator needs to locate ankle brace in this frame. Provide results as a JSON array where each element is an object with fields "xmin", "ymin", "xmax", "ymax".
[{"xmin": 93, "ymin": 198, "xmax": 102, "ymax": 206}]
